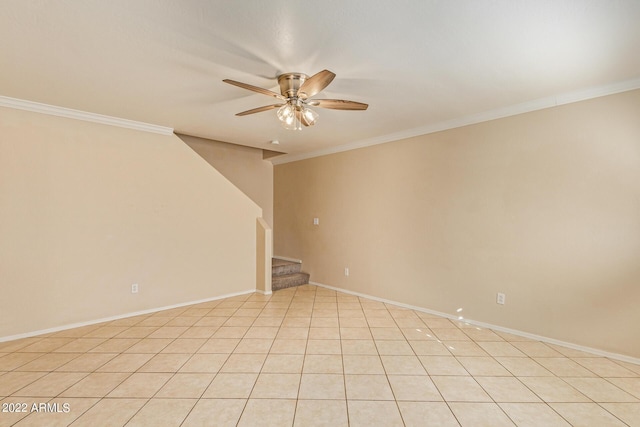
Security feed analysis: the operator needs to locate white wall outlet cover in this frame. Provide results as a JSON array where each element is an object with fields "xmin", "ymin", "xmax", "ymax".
[
  {"xmin": 131, "ymin": 283, "xmax": 139, "ymax": 294},
  {"xmin": 496, "ymin": 292, "xmax": 505, "ymax": 304},
  {"xmin": 313, "ymin": 218, "xmax": 319, "ymax": 225}
]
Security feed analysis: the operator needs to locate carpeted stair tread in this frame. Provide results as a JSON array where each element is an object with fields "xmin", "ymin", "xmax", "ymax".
[
  {"xmin": 272, "ymin": 258, "xmax": 310, "ymax": 292},
  {"xmin": 272, "ymin": 272, "xmax": 310, "ymax": 291},
  {"xmin": 272, "ymin": 259, "xmax": 302, "ymax": 276}
]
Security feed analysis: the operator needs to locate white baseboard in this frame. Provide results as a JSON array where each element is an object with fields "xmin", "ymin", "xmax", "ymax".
[
  {"xmin": 273, "ymin": 255, "xmax": 302, "ymax": 263},
  {"xmin": 255, "ymin": 289, "xmax": 273, "ymax": 296},
  {"xmin": 0, "ymin": 289, "xmax": 255, "ymax": 343},
  {"xmin": 310, "ymin": 281, "xmax": 640, "ymax": 366}
]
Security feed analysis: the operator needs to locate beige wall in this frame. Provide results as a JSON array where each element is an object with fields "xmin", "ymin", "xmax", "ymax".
[
  {"xmin": 274, "ymin": 89, "xmax": 640, "ymax": 359},
  {"xmin": 0, "ymin": 108, "xmax": 262, "ymax": 338},
  {"xmin": 178, "ymin": 134, "xmax": 274, "ymax": 227},
  {"xmin": 256, "ymin": 217, "xmax": 273, "ymax": 295}
]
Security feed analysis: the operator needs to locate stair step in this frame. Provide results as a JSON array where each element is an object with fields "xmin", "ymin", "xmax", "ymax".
[
  {"xmin": 272, "ymin": 259, "xmax": 302, "ymax": 276},
  {"xmin": 272, "ymin": 272, "xmax": 310, "ymax": 291}
]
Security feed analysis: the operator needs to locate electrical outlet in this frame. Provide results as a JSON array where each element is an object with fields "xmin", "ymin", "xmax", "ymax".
[
  {"xmin": 313, "ymin": 217, "xmax": 319, "ymax": 225},
  {"xmin": 344, "ymin": 267, "xmax": 349, "ymax": 276},
  {"xmin": 496, "ymin": 292, "xmax": 505, "ymax": 305},
  {"xmin": 131, "ymin": 283, "xmax": 139, "ymax": 294}
]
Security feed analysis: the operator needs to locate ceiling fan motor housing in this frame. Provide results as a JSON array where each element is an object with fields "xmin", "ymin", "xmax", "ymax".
[{"xmin": 277, "ymin": 73, "xmax": 309, "ymax": 99}]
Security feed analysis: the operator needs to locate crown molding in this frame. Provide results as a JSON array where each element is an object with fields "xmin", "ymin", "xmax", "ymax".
[
  {"xmin": 0, "ymin": 95, "xmax": 174, "ymax": 135},
  {"xmin": 271, "ymin": 77, "xmax": 640, "ymax": 165}
]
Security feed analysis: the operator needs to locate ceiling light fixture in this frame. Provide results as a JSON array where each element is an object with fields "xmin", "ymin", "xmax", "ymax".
[
  {"xmin": 223, "ymin": 70, "xmax": 367, "ymax": 130},
  {"xmin": 276, "ymin": 99, "xmax": 318, "ymax": 130}
]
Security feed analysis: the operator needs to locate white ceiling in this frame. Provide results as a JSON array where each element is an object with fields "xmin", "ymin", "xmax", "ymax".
[{"xmin": 2, "ymin": 1, "xmax": 640, "ymax": 162}]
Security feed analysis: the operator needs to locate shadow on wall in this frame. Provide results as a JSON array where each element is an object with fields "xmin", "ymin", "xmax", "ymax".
[{"xmin": 176, "ymin": 133, "xmax": 278, "ymax": 228}]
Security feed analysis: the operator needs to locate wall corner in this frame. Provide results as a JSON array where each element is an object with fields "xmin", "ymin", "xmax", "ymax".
[{"xmin": 256, "ymin": 217, "xmax": 273, "ymax": 295}]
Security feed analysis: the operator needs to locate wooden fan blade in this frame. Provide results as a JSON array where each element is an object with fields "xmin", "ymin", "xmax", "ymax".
[
  {"xmin": 308, "ymin": 99, "xmax": 368, "ymax": 110},
  {"xmin": 223, "ymin": 79, "xmax": 286, "ymax": 100},
  {"xmin": 298, "ymin": 70, "xmax": 336, "ymax": 99},
  {"xmin": 236, "ymin": 104, "xmax": 284, "ymax": 116}
]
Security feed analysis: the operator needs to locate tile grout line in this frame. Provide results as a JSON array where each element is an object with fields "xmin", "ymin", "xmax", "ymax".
[
  {"xmin": 179, "ymin": 297, "xmax": 256, "ymax": 426},
  {"xmin": 2, "ymin": 286, "xmax": 639, "ymax": 426}
]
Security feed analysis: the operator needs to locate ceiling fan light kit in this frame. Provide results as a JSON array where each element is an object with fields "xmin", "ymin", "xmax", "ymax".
[
  {"xmin": 276, "ymin": 102, "xmax": 318, "ymax": 130},
  {"xmin": 223, "ymin": 70, "xmax": 368, "ymax": 130}
]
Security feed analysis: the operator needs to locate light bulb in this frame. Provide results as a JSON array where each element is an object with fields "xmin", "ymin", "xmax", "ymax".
[
  {"xmin": 277, "ymin": 104, "xmax": 301, "ymax": 130},
  {"xmin": 277, "ymin": 104, "xmax": 294, "ymax": 122},
  {"xmin": 302, "ymin": 107, "xmax": 318, "ymax": 126}
]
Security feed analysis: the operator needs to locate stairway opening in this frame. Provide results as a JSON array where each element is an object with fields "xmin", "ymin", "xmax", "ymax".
[{"xmin": 272, "ymin": 258, "xmax": 310, "ymax": 291}]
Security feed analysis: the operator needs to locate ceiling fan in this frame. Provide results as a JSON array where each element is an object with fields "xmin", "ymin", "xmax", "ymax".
[{"xmin": 223, "ymin": 70, "xmax": 368, "ymax": 130}]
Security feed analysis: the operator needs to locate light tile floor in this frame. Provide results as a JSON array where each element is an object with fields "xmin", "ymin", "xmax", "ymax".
[{"xmin": 1, "ymin": 285, "xmax": 639, "ymax": 426}]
